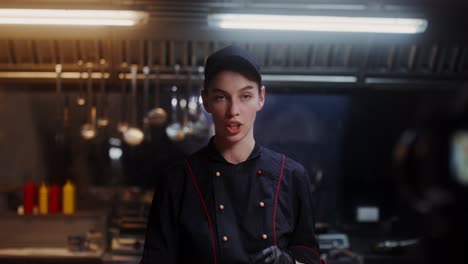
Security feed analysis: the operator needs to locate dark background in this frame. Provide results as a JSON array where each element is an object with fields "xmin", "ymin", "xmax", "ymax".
[{"xmin": 1, "ymin": 83, "xmax": 460, "ymax": 234}]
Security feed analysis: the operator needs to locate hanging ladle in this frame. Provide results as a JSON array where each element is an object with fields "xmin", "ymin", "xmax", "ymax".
[
  {"xmin": 142, "ymin": 65, "xmax": 151, "ymax": 142},
  {"xmin": 80, "ymin": 62, "xmax": 98, "ymax": 140},
  {"xmin": 190, "ymin": 66, "xmax": 210, "ymax": 139},
  {"xmin": 97, "ymin": 59, "xmax": 110, "ymax": 127},
  {"xmin": 76, "ymin": 60, "xmax": 86, "ymax": 106},
  {"xmin": 117, "ymin": 63, "xmax": 129, "ymax": 134},
  {"xmin": 123, "ymin": 64, "xmax": 144, "ymax": 146},
  {"xmin": 165, "ymin": 64, "xmax": 185, "ymax": 142},
  {"xmin": 181, "ymin": 68, "xmax": 193, "ymax": 136},
  {"xmin": 146, "ymin": 66, "xmax": 167, "ymax": 126}
]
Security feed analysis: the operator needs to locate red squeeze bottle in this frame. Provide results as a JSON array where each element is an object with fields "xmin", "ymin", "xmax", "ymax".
[
  {"xmin": 49, "ymin": 184, "xmax": 60, "ymax": 214},
  {"xmin": 23, "ymin": 181, "xmax": 36, "ymax": 214}
]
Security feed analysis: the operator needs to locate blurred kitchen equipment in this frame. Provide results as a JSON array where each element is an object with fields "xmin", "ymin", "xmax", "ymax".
[
  {"xmin": 190, "ymin": 66, "xmax": 210, "ymax": 139},
  {"xmin": 123, "ymin": 64, "xmax": 144, "ymax": 146},
  {"xmin": 371, "ymin": 238, "xmax": 420, "ymax": 254},
  {"xmin": 76, "ymin": 60, "xmax": 86, "ymax": 106},
  {"xmin": 97, "ymin": 59, "xmax": 110, "ymax": 128},
  {"xmin": 146, "ymin": 66, "xmax": 167, "ymax": 126},
  {"xmin": 80, "ymin": 62, "xmax": 97, "ymax": 140},
  {"xmin": 108, "ymin": 188, "xmax": 152, "ymax": 256},
  {"xmin": 109, "ymin": 230, "xmax": 145, "ymax": 255},
  {"xmin": 181, "ymin": 68, "xmax": 193, "ymax": 136},
  {"xmin": 165, "ymin": 65, "xmax": 185, "ymax": 142},
  {"xmin": 117, "ymin": 63, "xmax": 129, "ymax": 134},
  {"xmin": 68, "ymin": 230, "xmax": 103, "ymax": 252},
  {"xmin": 142, "ymin": 66, "xmax": 151, "ymax": 142},
  {"xmin": 67, "ymin": 235, "xmax": 86, "ymax": 252},
  {"xmin": 63, "ymin": 93, "xmax": 70, "ymax": 129},
  {"xmin": 54, "ymin": 64, "xmax": 65, "ymax": 145},
  {"xmin": 315, "ymin": 222, "xmax": 330, "ymax": 234},
  {"xmin": 85, "ymin": 230, "xmax": 103, "ymax": 252}
]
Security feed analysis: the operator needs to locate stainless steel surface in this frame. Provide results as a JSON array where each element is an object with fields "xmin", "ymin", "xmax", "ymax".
[
  {"xmin": 102, "ymin": 253, "xmax": 140, "ymax": 264},
  {"xmin": 0, "ymin": 247, "xmax": 103, "ymax": 257},
  {"xmin": 0, "ymin": 212, "xmax": 107, "ymax": 249}
]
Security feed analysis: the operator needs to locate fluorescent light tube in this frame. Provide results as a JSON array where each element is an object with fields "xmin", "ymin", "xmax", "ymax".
[
  {"xmin": 208, "ymin": 14, "xmax": 428, "ymax": 34},
  {"xmin": 0, "ymin": 72, "xmax": 109, "ymax": 79},
  {"xmin": 263, "ymin": 74, "xmax": 357, "ymax": 83},
  {"xmin": 0, "ymin": 9, "xmax": 148, "ymax": 26}
]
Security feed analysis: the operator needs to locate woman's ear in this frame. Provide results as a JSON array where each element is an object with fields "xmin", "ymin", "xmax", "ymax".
[
  {"xmin": 201, "ymin": 90, "xmax": 211, "ymax": 113},
  {"xmin": 257, "ymin": 85, "xmax": 266, "ymax": 111}
]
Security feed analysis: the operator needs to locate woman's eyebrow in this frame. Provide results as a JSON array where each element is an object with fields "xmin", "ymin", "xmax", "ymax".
[
  {"xmin": 240, "ymin": 85, "xmax": 255, "ymax": 91},
  {"xmin": 210, "ymin": 86, "xmax": 254, "ymax": 94},
  {"xmin": 210, "ymin": 88, "xmax": 227, "ymax": 93}
]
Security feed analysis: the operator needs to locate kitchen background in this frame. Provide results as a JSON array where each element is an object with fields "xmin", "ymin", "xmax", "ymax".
[{"xmin": 0, "ymin": 0, "xmax": 467, "ymax": 263}]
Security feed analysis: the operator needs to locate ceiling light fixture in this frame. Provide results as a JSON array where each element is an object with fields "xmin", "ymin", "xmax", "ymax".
[
  {"xmin": 263, "ymin": 74, "xmax": 357, "ymax": 83},
  {"xmin": 0, "ymin": 9, "xmax": 148, "ymax": 26},
  {"xmin": 208, "ymin": 14, "xmax": 428, "ymax": 34}
]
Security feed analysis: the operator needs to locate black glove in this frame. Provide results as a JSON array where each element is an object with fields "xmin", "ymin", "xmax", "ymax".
[{"xmin": 252, "ymin": 245, "xmax": 294, "ymax": 264}]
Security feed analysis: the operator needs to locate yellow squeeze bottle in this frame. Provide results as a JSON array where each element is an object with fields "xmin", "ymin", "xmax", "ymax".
[
  {"xmin": 38, "ymin": 182, "xmax": 49, "ymax": 215},
  {"xmin": 62, "ymin": 180, "xmax": 76, "ymax": 215}
]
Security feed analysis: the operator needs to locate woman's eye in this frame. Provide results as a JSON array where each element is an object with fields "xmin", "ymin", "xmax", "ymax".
[
  {"xmin": 214, "ymin": 95, "xmax": 225, "ymax": 101},
  {"xmin": 241, "ymin": 94, "xmax": 252, "ymax": 100}
]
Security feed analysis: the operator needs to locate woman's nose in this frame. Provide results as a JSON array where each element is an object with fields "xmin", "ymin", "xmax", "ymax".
[{"xmin": 227, "ymin": 100, "xmax": 240, "ymax": 117}]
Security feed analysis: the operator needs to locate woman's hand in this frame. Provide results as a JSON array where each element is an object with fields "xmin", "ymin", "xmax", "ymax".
[{"xmin": 252, "ymin": 246, "xmax": 294, "ymax": 264}]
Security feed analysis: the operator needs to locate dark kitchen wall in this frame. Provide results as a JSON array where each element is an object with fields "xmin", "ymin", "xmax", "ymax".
[
  {"xmin": 252, "ymin": 87, "xmax": 459, "ymax": 227},
  {"xmin": 0, "ymin": 88, "xmax": 47, "ymax": 210},
  {"xmin": 340, "ymin": 87, "xmax": 460, "ymax": 233}
]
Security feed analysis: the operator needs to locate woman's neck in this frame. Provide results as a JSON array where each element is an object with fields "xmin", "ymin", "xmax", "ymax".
[{"xmin": 214, "ymin": 136, "xmax": 255, "ymax": 164}]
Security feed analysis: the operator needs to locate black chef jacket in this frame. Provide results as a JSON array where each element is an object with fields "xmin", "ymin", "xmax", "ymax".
[{"xmin": 142, "ymin": 138, "xmax": 323, "ymax": 264}]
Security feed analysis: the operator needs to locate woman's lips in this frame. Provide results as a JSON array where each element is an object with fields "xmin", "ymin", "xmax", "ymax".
[{"xmin": 225, "ymin": 122, "xmax": 242, "ymax": 135}]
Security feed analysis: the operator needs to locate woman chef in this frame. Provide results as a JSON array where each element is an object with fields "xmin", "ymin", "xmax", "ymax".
[{"xmin": 141, "ymin": 45, "xmax": 324, "ymax": 264}]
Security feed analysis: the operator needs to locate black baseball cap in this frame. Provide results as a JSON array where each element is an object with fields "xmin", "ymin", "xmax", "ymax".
[{"xmin": 204, "ymin": 45, "xmax": 262, "ymax": 88}]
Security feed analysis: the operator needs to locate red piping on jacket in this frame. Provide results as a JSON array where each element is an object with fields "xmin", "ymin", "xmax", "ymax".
[
  {"xmin": 184, "ymin": 159, "xmax": 217, "ymax": 264},
  {"xmin": 274, "ymin": 160, "xmax": 326, "ymax": 264},
  {"xmin": 273, "ymin": 155, "xmax": 286, "ymax": 245}
]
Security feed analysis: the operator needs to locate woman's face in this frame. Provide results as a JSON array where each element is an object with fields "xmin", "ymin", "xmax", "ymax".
[{"xmin": 202, "ymin": 70, "xmax": 265, "ymax": 145}]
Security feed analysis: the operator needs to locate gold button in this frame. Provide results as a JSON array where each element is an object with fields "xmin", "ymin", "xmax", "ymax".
[
  {"xmin": 223, "ymin": 236, "xmax": 228, "ymax": 241},
  {"xmin": 219, "ymin": 204, "xmax": 224, "ymax": 210},
  {"xmin": 259, "ymin": 202, "xmax": 265, "ymax": 207},
  {"xmin": 215, "ymin": 171, "xmax": 221, "ymax": 177},
  {"xmin": 261, "ymin": 234, "xmax": 268, "ymax": 240}
]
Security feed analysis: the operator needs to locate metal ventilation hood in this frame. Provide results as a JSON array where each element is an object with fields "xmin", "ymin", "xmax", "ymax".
[{"xmin": 0, "ymin": 0, "xmax": 466, "ymax": 88}]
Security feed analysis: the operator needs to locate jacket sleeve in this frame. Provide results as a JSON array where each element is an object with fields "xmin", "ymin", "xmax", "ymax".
[
  {"xmin": 141, "ymin": 164, "xmax": 184, "ymax": 264},
  {"xmin": 288, "ymin": 166, "xmax": 325, "ymax": 264}
]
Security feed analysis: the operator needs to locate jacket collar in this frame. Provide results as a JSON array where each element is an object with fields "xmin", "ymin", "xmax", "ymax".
[{"xmin": 206, "ymin": 136, "xmax": 261, "ymax": 164}]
